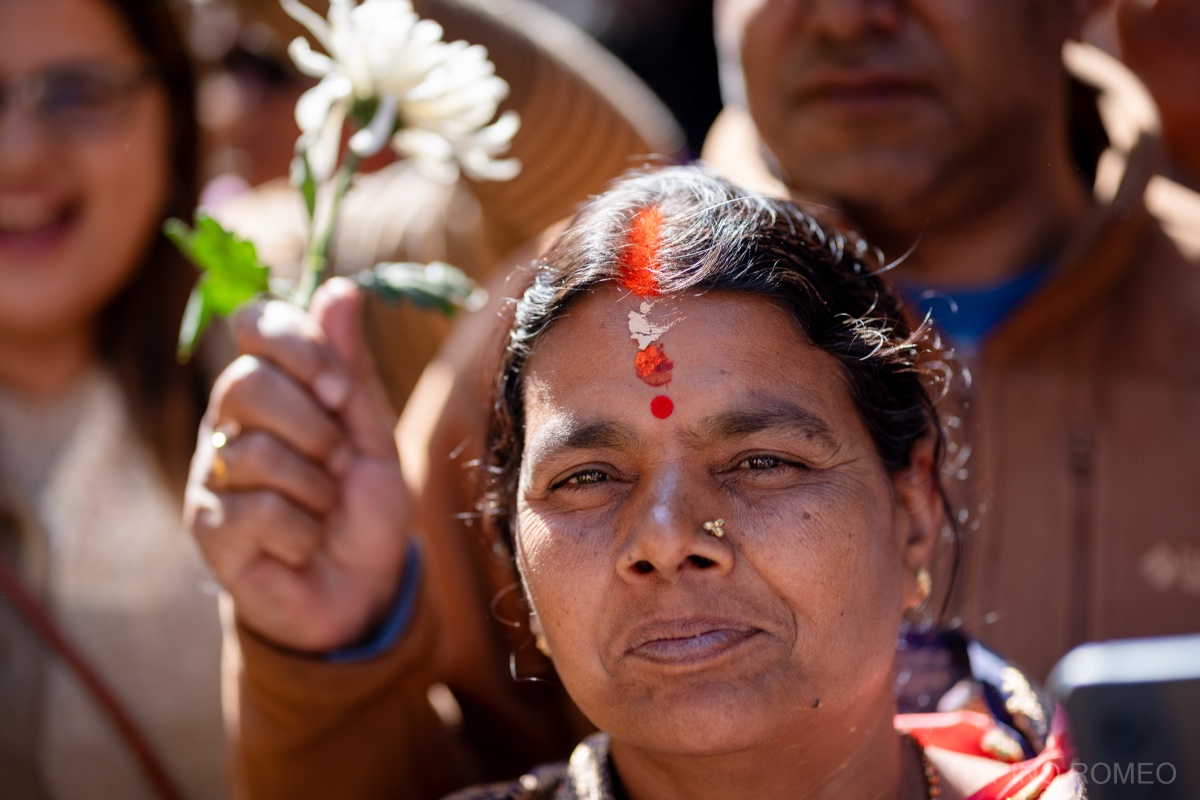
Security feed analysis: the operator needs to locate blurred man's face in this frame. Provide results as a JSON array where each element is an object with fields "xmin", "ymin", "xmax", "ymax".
[{"xmin": 716, "ymin": 0, "xmax": 1083, "ymax": 224}]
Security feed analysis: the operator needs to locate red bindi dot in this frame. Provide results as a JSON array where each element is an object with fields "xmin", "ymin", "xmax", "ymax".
[{"xmin": 650, "ymin": 395, "xmax": 674, "ymax": 419}]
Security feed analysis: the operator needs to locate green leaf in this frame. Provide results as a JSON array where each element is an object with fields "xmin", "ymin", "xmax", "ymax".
[
  {"xmin": 355, "ymin": 261, "xmax": 487, "ymax": 317},
  {"xmin": 291, "ymin": 150, "xmax": 317, "ymax": 221},
  {"xmin": 165, "ymin": 214, "xmax": 271, "ymax": 361},
  {"xmin": 176, "ymin": 285, "xmax": 213, "ymax": 362}
]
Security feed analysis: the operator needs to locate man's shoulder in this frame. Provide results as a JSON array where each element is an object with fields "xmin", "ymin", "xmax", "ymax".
[{"xmin": 1111, "ymin": 201, "xmax": 1200, "ymax": 329}]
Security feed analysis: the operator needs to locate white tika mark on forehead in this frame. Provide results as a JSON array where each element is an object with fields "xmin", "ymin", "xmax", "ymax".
[{"xmin": 628, "ymin": 301, "xmax": 674, "ymax": 350}]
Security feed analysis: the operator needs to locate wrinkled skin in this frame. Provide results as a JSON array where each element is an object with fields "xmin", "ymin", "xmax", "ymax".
[{"xmin": 516, "ymin": 288, "xmax": 940, "ymax": 798}]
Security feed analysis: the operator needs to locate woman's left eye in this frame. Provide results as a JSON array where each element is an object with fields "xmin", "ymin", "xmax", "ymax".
[
  {"xmin": 743, "ymin": 455, "xmax": 784, "ymax": 470},
  {"xmin": 732, "ymin": 454, "xmax": 813, "ymax": 476},
  {"xmin": 725, "ymin": 454, "xmax": 812, "ymax": 489}
]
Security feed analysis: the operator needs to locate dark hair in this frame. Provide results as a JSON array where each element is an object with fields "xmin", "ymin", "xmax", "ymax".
[
  {"xmin": 483, "ymin": 165, "xmax": 955, "ymax": 604},
  {"xmin": 94, "ymin": 0, "xmax": 208, "ymax": 493}
]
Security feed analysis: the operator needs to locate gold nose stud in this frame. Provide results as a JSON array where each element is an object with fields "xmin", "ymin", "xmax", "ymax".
[{"xmin": 702, "ymin": 519, "xmax": 726, "ymax": 538}]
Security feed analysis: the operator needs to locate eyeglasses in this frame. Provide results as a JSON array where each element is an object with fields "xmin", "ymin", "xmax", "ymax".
[
  {"xmin": 0, "ymin": 63, "xmax": 157, "ymax": 139},
  {"xmin": 222, "ymin": 44, "xmax": 304, "ymax": 91}
]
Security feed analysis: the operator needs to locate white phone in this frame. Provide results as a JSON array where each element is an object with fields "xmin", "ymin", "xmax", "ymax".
[{"xmin": 1048, "ymin": 634, "xmax": 1200, "ymax": 800}]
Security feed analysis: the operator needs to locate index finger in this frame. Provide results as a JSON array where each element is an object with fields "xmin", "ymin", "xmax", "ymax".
[{"xmin": 232, "ymin": 297, "xmax": 350, "ymax": 411}]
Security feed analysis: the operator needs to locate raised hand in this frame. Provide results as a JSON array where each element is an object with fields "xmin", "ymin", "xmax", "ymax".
[{"xmin": 185, "ymin": 278, "xmax": 411, "ymax": 652}]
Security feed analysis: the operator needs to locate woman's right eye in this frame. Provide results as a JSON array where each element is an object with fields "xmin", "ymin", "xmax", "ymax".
[
  {"xmin": 41, "ymin": 72, "xmax": 121, "ymax": 119},
  {"xmin": 554, "ymin": 469, "xmax": 609, "ymax": 489}
]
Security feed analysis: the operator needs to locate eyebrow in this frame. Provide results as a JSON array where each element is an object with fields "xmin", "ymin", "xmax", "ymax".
[
  {"xmin": 531, "ymin": 419, "xmax": 643, "ymax": 457},
  {"xmin": 690, "ymin": 400, "xmax": 837, "ymax": 449},
  {"xmin": 526, "ymin": 400, "xmax": 837, "ymax": 465}
]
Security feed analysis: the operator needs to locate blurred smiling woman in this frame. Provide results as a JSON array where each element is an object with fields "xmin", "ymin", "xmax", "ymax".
[
  {"xmin": 0, "ymin": 1, "xmax": 221, "ymax": 797},
  {"xmin": 191, "ymin": 166, "xmax": 1080, "ymax": 799}
]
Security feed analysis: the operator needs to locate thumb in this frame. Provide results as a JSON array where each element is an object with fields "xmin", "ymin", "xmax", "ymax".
[{"xmin": 310, "ymin": 277, "xmax": 398, "ymax": 457}]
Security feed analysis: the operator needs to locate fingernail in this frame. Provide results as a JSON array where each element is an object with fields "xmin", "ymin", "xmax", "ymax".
[
  {"xmin": 324, "ymin": 276, "xmax": 355, "ymax": 297},
  {"xmin": 327, "ymin": 444, "xmax": 352, "ymax": 477},
  {"xmin": 313, "ymin": 372, "xmax": 349, "ymax": 409}
]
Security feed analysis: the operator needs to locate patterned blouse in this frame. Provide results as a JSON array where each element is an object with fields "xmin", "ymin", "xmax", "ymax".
[{"xmin": 444, "ymin": 711, "xmax": 1083, "ymax": 800}]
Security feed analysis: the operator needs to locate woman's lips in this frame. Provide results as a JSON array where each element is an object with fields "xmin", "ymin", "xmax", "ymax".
[
  {"xmin": 0, "ymin": 198, "xmax": 76, "ymax": 259},
  {"xmin": 625, "ymin": 619, "xmax": 763, "ymax": 667},
  {"xmin": 0, "ymin": 194, "xmax": 68, "ymax": 229}
]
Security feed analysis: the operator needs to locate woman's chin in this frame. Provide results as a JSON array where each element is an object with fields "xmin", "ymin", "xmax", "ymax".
[
  {"xmin": 616, "ymin": 718, "xmax": 783, "ymax": 759},
  {"xmin": 598, "ymin": 680, "xmax": 804, "ymax": 757}
]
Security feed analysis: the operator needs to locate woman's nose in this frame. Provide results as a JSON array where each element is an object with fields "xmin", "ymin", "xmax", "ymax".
[
  {"xmin": 0, "ymin": 99, "xmax": 49, "ymax": 173},
  {"xmin": 616, "ymin": 479, "xmax": 734, "ymax": 583}
]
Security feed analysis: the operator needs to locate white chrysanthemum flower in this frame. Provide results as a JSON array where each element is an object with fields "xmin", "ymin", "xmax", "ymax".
[{"xmin": 283, "ymin": 0, "xmax": 520, "ymax": 183}]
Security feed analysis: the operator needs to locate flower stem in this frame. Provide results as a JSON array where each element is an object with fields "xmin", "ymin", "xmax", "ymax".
[{"xmin": 295, "ymin": 150, "xmax": 361, "ymax": 308}]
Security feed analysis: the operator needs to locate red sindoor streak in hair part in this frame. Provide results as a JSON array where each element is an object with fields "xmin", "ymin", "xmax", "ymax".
[{"xmin": 618, "ymin": 206, "xmax": 664, "ymax": 298}]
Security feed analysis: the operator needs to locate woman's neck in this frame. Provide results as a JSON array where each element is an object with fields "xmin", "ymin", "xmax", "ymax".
[
  {"xmin": 0, "ymin": 328, "xmax": 97, "ymax": 397},
  {"xmin": 609, "ymin": 703, "xmax": 929, "ymax": 800}
]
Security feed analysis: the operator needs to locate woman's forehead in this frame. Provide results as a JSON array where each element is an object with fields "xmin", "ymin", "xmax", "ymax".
[
  {"xmin": 521, "ymin": 288, "xmax": 858, "ymax": 440},
  {"xmin": 0, "ymin": 0, "xmax": 145, "ymax": 71},
  {"xmin": 526, "ymin": 288, "xmax": 806, "ymax": 378}
]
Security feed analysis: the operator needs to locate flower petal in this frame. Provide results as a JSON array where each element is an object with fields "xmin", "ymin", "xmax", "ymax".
[
  {"xmin": 280, "ymin": 0, "xmax": 335, "ymax": 54},
  {"xmin": 391, "ymin": 127, "xmax": 458, "ymax": 181},
  {"xmin": 287, "ymin": 37, "xmax": 335, "ymax": 79},
  {"xmin": 295, "ymin": 76, "xmax": 352, "ymax": 133},
  {"xmin": 349, "ymin": 93, "xmax": 399, "ymax": 158},
  {"xmin": 328, "ymin": 0, "xmax": 357, "ymax": 34},
  {"xmin": 284, "ymin": 0, "xmax": 521, "ymax": 184},
  {"xmin": 461, "ymin": 152, "xmax": 521, "ymax": 182},
  {"xmin": 474, "ymin": 109, "xmax": 521, "ymax": 148},
  {"xmin": 305, "ymin": 100, "xmax": 348, "ymax": 184}
]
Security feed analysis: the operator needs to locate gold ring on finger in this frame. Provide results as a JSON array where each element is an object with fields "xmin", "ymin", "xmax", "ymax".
[{"xmin": 211, "ymin": 428, "xmax": 234, "ymax": 487}]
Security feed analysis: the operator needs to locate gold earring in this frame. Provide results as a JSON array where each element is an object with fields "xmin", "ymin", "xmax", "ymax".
[
  {"xmin": 702, "ymin": 519, "xmax": 726, "ymax": 538},
  {"xmin": 529, "ymin": 612, "xmax": 552, "ymax": 657},
  {"xmin": 916, "ymin": 567, "xmax": 932, "ymax": 603}
]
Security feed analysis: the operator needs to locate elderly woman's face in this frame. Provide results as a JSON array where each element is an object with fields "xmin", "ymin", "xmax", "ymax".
[{"xmin": 516, "ymin": 288, "xmax": 935, "ymax": 755}]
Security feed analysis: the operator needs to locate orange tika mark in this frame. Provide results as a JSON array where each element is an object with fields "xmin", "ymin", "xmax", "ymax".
[
  {"xmin": 618, "ymin": 206, "xmax": 664, "ymax": 298},
  {"xmin": 635, "ymin": 342, "xmax": 673, "ymax": 387}
]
